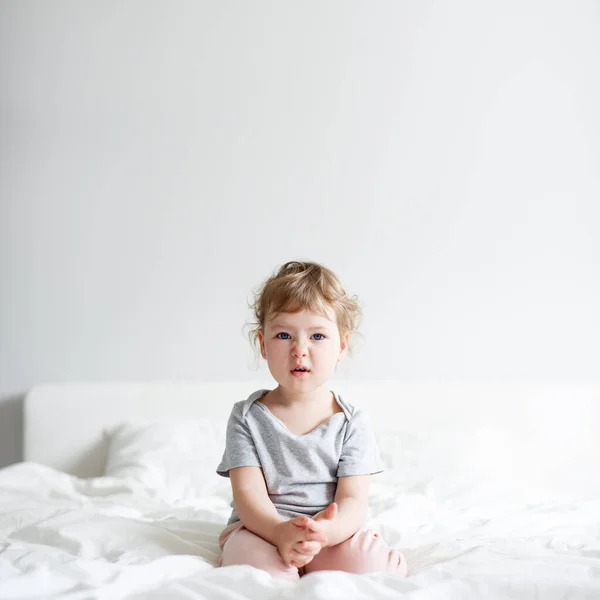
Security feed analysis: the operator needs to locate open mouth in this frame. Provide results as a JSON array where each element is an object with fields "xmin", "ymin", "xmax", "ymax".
[{"xmin": 291, "ymin": 367, "xmax": 310, "ymax": 374}]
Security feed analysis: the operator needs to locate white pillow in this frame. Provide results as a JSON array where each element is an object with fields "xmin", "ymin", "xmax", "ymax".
[
  {"xmin": 103, "ymin": 420, "xmax": 231, "ymax": 505},
  {"xmin": 375, "ymin": 424, "xmax": 595, "ymax": 505}
]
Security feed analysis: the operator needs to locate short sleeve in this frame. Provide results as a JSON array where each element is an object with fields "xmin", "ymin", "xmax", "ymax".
[
  {"xmin": 216, "ymin": 403, "xmax": 262, "ymax": 477},
  {"xmin": 337, "ymin": 409, "xmax": 384, "ymax": 477}
]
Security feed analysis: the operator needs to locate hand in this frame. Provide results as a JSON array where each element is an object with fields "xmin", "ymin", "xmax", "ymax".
[
  {"xmin": 311, "ymin": 501, "xmax": 338, "ymax": 526},
  {"xmin": 274, "ymin": 515, "xmax": 328, "ymax": 568},
  {"xmin": 289, "ymin": 502, "xmax": 338, "ymax": 565}
]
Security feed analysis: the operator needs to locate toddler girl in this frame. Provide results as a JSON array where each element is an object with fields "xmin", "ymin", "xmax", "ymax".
[{"xmin": 216, "ymin": 261, "xmax": 407, "ymax": 580}]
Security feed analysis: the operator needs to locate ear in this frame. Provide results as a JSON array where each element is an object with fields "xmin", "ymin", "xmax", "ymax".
[
  {"xmin": 257, "ymin": 330, "xmax": 267, "ymax": 359},
  {"xmin": 338, "ymin": 334, "xmax": 350, "ymax": 362}
]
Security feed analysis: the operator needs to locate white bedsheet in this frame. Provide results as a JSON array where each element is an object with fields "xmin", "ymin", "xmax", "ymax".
[{"xmin": 1, "ymin": 462, "xmax": 599, "ymax": 600}]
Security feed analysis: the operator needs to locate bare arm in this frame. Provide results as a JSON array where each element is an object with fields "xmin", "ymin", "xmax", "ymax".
[
  {"xmin": 229, "ymin": 466, "xmax": 285, "ymax": 545},
  {"xmin": 230, "ymin": 466, "xmax": 327, "ymax": 567},
  {"xmin": 318, "ymin": 474, "xmax": 370, "ymax": 547}
]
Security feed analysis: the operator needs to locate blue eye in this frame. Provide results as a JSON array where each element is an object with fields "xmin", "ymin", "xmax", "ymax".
[
  {"xmin": 276, "ymin": 332, "xmax": 291, "ymax": 340},
  {"xmin": 311, "ymin": 333, "xmax": 325, "ymax": 340}
]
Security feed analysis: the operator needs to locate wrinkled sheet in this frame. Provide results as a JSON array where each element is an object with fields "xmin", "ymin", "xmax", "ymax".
[{"xmin": 1, "ymin": 462, "xmax": 599, "ymax": 600}]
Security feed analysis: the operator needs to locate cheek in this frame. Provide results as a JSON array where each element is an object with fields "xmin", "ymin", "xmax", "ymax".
[
  {"xmin": 316, "ymin": 342, "xmax": 341, "ymax": 362},
  {"xmin": 264, "ymin": 341, "xmax": 283, "ymax": 360}
]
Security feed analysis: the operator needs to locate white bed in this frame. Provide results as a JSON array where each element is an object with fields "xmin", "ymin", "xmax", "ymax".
[{"xmin": 1, "ymin": 381, "xmax": 599, "ymax": 599}]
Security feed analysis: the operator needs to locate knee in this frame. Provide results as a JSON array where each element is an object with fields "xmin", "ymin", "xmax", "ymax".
[
  {"xmin": 219, "ymin": 530, "xmax": 300, "ymax": 582},
  {"xmin": 330, "ymin": 529, "xmax": 408, "ymax": 575}
]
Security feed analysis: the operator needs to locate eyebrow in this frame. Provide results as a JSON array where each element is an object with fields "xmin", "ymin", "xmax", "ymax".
[{"xmin": 270, "ymin": 323, "xmax": 330, "ymax": 331}]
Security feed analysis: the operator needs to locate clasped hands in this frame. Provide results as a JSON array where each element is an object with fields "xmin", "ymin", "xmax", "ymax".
[{"xmin": 273, "ymin": 502, "xmax": 338, "ymax": 568}]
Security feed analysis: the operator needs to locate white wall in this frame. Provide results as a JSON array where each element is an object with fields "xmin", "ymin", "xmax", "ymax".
[{"xmin": 1, "ymin": 1, "xmax": 599, "ymax": 466}]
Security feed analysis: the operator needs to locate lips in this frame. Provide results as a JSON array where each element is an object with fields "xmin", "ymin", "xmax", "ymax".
[
  {"xmin": 291, "ymin": 368, "xmax": 310, "ymax": 378},
  {"xmin": 291, "ymin": 366, "xmax": 310, "ymax": 373}
]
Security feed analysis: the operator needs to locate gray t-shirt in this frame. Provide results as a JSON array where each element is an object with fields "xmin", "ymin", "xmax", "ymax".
[{"xmin": 217, "ymin": 389, "xmax": 384, "ymax": 525}]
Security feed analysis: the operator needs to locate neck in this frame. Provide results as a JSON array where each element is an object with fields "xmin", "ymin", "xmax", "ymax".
[{"xmin": 270, "ymin": 384, "xmax": 331, "ymax": 407}]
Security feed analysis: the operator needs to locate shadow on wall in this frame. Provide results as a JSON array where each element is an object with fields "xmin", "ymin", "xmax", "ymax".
[{"xmin": 0, "ymin": 392, "xmax": 25, "ymax": 468}]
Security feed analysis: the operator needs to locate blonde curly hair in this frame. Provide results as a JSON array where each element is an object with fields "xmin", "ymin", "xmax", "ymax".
[{"xmin": 248, "ymin": 261, "xmax": 362, "ymax": 354}]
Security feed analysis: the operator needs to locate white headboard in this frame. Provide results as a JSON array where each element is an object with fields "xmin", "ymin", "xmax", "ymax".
[{"xmin": 24, "ymin": 381, "xmax": 600, "ymax": 479}]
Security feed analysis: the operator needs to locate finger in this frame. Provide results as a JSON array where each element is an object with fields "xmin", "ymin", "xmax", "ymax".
[
  {"xmin": 294, "ymin": 540, "xmax": 321, "ymax": 555},
  {"xmin": 293, "ymin": 541, "xmax": 315, "ymax": 555},
  {"xmin": 288, "ymin": 553, "xmax": 310, "ymax": 569},
  {"xmin": 294, "ymin": 540, "xmax": 321, "ymax": 554},
  {"xmin": 291, "ymin": 517, "xmax": 327, "ymax": 542},
  {"xmin": 290, "ymin": 550, "xmax": 313, "ymax": 567},
  {"xmin": 302, "ymin": 527, "xmax": 327, "ymax": 542},
  {"xmin": 303, "ymin": 518, "xmax": 324, "ymax": 533},
  {"xmin": 284, "ymin": 553, "xmax": 300, "ymax": 569},
  {"xmin": 315, "ymin": 503, "xmax": 338, "ymax": 522},
  {"xmin": 324, "ymin": 502, "xmax": 338, "ymax": 520},
  {"xmin": 304, "ymin": 532, "xmax": 327, "ymax": 544},
  {"xmin": 292, "ymin": 516, "xmax": 311, "ymax": 529},
  {"xmin": 298, "ymin": 553, "xmax": 315, "ymax": 567},
  {"xmin": 293, "ymin": 517, "xmax": 326, "ymax": 538}
]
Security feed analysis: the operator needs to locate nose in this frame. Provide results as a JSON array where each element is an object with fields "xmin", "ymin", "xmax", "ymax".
[{"xmin": 291, "ymin": 340, "xmax": 308, "ymax": 358}]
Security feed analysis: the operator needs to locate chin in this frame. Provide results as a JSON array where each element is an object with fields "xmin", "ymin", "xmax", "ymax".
[{"xmin": 289, "ymin": 374, "xmax": 326, "ymax": 389}]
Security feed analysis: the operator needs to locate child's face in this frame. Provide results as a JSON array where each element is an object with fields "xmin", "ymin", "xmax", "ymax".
[{"xmin": 258, "ymin": 308, "xmax": 349, "ymax": 393}]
